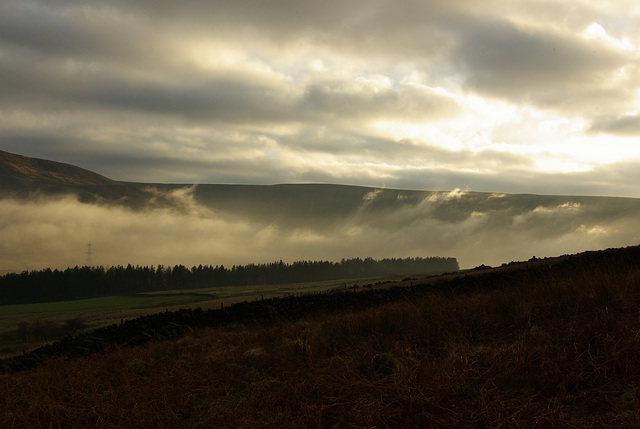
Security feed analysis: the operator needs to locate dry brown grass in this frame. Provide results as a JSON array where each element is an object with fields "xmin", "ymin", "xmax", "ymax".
[{"xmin": 2, "ymin": 255, "xmax": 640, "ymax": 427}]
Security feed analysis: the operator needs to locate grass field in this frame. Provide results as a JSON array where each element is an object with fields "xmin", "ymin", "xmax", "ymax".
[
  {"xmin": 0, "ymin": 294, "xmax": 216, "ymax": 318},
  {"xmin": 0, "ymin": 276, "xmax": 388, "ymax": 357}
]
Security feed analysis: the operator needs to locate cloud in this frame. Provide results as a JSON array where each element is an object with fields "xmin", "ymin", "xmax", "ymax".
[
  {"xmin": 1, "ymin": 0, "xmax": 640, "ymax": 197},
  {"xmin": 451, "ymin": 16, "xmax": 632, "ymax": 112},
  {"xmin": 589, "ymin": 114, "xmax": 640, "ymax": 136},
  {"xmin": 1, "ymin": 188, "xmax": 639, "ymax": 273},
  {"xmin": 298, "ymin": 78, "xmax": 460, "ymax": 124}
]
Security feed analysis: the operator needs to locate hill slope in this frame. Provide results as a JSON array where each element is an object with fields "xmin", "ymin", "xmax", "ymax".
[
  {"xmin": 0, "ymin": 150, "xmax": 158, "ymax": 207},
  {"xmin": 3, "ymin": 150, "xmax": 640, "ymax": 226}
]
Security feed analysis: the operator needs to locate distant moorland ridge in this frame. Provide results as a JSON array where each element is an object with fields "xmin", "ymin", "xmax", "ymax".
[
  {"xmin": 0, "ymin": 150, "xmax": 160, "ymax": 207},
  {"xmin": 3, "ymin": 149, "xmax": 640, "ymax": 225}
]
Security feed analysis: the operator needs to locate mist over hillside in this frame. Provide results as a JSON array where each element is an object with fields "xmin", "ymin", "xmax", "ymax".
[
  {"xmin": 0, "ymin": 150, "xmax": 163, "ymax": 208},
  {"xmin": 1, "ymin": 150, "xmax": 639, "ymax": 272}
]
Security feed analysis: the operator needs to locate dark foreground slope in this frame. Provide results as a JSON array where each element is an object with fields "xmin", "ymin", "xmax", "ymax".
[{"xmin": 3, "ymin": 245, "xmax": 640, "ymax": 427}]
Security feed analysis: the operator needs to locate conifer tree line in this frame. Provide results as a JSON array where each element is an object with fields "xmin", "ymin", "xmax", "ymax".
[{"xmin": 0, "ymin": 257, "xmax": 458, "ymax": 305}]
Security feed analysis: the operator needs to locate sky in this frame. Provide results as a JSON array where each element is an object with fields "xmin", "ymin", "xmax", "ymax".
[{"xmin": 1, "ymin": 0, "xmax": 640, "ymax": 197}]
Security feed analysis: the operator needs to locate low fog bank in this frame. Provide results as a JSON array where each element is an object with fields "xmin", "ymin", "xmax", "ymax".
[{"xmin": 1, "ymin": 187, "xmax": 639, "ymax": 273}]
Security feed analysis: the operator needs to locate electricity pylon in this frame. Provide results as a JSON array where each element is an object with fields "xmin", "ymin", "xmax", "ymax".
[{"xmin": 86, "ymin": 241, "xmax": 93, "ymax": 267}]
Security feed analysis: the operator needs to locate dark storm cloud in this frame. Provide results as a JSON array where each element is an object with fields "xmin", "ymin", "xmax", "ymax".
[
  {"xmin": 0, "ymin": 1, "xmax": 169, "ymax": 70},
  {"xmin": 589, "ymin": 115, "xmax": 640, "ymax": 137},
  {"xmin": 0, "ymin": 45, "xmax": 287, "ymax": 122},
  {"xmin": 0, "ymin": 34, "xmax": 455, "ymax": 127},
  {"xmin": 298, "ymin": 80, "xmax": 459, "ymax": 123},
  {"xmin": 1, "ymin": 0, "xmax": 634, "ymax": 116},
  {"xmin": 104, "ymin": 0, "xmax": 455, "ymax": 56},
  {"xmin": 0, "ymin": 0, "xmax": 443, "ymax": 69},
  {"xmin": 451, "ymin": 17, "xmax": 630, "ymax": 109}
]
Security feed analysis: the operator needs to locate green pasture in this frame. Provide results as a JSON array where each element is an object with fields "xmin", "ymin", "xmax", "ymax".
[
  {"xmin": 141, "ymin": 276, "xmax": 386, "ymax": 298},
  {"xmin": 0, "ymin": 276, "xmax": 390, "ymax": 320},
  {"xmin": 1, "ymin": 276, "xmax": 390, "ymax": 319},
  {"xmin": 0, "ymin": 293, "xmax": 214, "ymax": 318},
  {"xmin": 0, "ymin": 276, "xmax": 392, "ymax": 358}
]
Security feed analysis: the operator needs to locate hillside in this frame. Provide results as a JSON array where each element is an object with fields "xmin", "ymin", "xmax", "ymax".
[
  {"xmin": 2, "ymin": 149, "xmax": 640, "ymax": 272},
  {"xmin": 5, "ymin": 150, "xmax": 640, "ymax": 226},
  {"xmin": 3, "ymin": 150, "xmax": 640, "ymax": 229},
  {"xmin": 0, "ymin": 150, "xmax": 161, "ymax": 207},
  {"xmin": 2, "ymin": 245, "xmax": 640, "ymax": 427},
  {"xmin": 181, "ymin": 183, "xmax": 640, "ymax": 229}
]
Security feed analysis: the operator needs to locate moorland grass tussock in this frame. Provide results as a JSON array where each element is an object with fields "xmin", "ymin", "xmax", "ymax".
[{"xmin": 3, "ymin": 250, "xmax": 640, "ymax": 427}]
